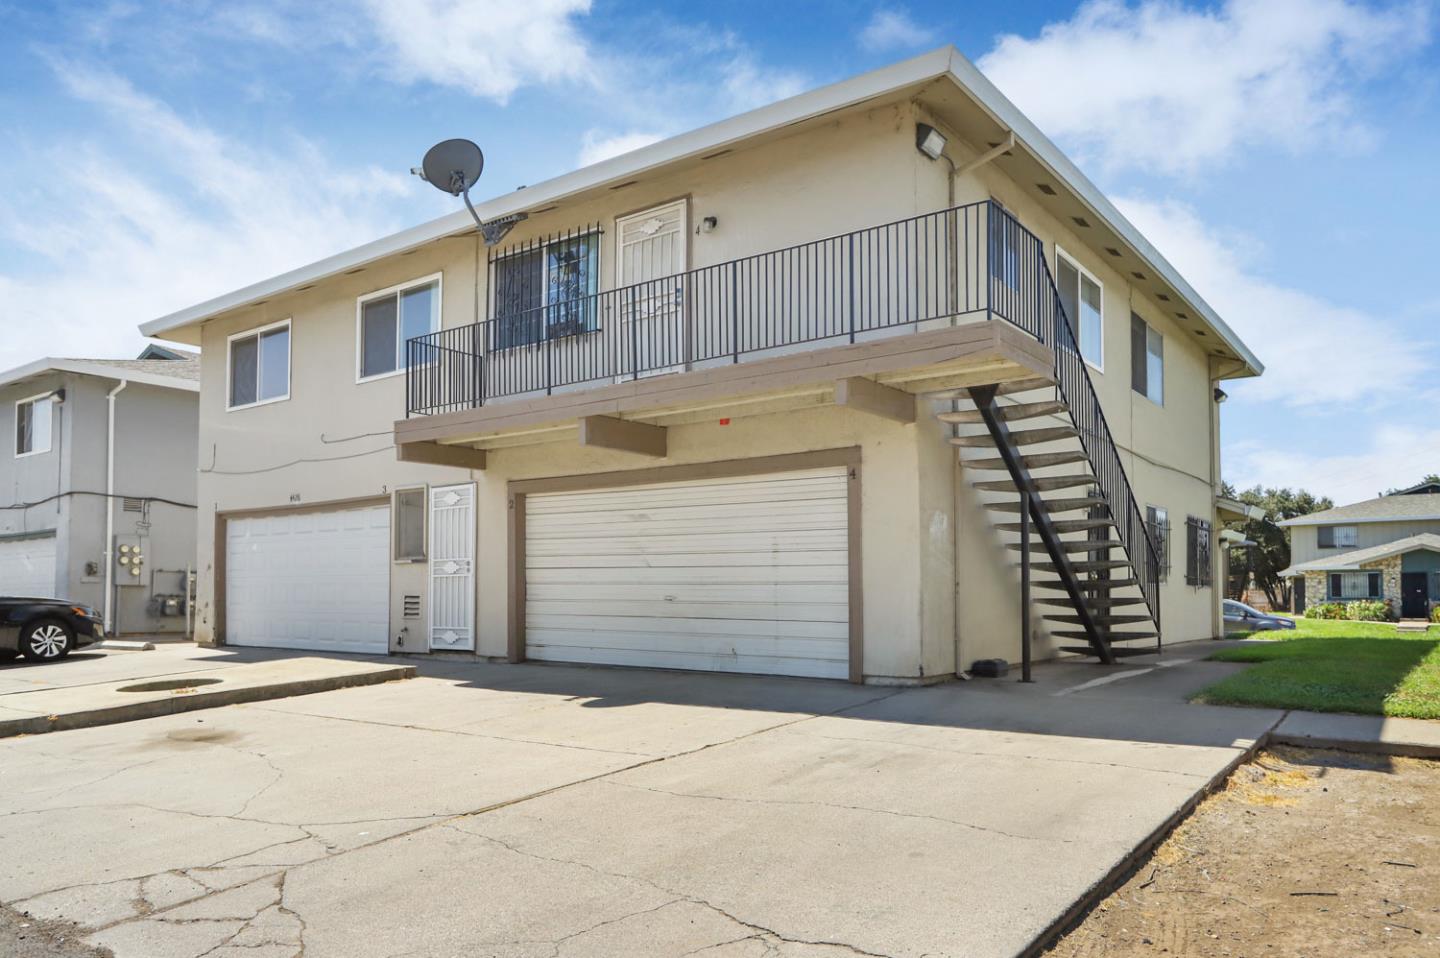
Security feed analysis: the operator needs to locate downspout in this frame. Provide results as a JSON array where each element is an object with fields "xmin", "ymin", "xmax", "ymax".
[{"xmin": 103, "ymin": 379, "xmax": 128, "ymax": 635}]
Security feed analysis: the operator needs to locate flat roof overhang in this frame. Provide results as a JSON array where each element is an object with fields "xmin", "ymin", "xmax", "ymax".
[{"xmin": 393, "ymin": 321, "xmax": 1051, "ymax": 464}]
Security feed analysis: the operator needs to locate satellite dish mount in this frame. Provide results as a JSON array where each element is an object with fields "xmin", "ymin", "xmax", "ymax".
[{"xmin": 413, "ymin": 138, "xmax": 526, "ymax": 245}]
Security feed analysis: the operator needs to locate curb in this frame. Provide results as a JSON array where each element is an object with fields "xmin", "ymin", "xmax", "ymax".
[
  {"xmin": 1268, "ymin": 729, "xmax": 1440, "ymax": 761},
  {"xmin": 0, "ymin": 665, "xmax": 416, "ymax": 739},
  {"xmin": 93, "ymin": 640, "xmax": 156, "ymax": 652}
]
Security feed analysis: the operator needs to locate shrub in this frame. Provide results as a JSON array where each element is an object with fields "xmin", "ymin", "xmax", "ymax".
[
  {"xmin": 1309, "ymin": 602, "xmax": 1348, "ymax": 620},
  {"xmin": 1431, "ymin": 605, "xmax": 1440, "ymax": 624},
  {"xmin": 1347, "ymin": 599, "xmax": 1391, "ymax": 622}
]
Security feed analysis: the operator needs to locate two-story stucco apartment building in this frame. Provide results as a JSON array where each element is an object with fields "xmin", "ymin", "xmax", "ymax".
[
  {"xmin": 0, "ymin": 347, "xmax": 199, "ymax": 635},
  {"xmin": 1281, "ymin": 485, "xmax": 1440, "ymax": 619},
  {"xmin": 139, "ymin": 48, "xmax": 1262, "ymax": 682}
]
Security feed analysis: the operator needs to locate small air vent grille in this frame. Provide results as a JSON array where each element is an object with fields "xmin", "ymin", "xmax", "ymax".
[
  {"xmin": 1104, "ymin": 247, "xmax": 1121, "ymax": 257},
  {"xmin": 1036, "ymin": 183, "xmax": 1057, "ymax": 195},
  {"xmin": 122, "ymin": 497, "xmax": 144, "ymax": 513},
  {"xmin": 403, "ymin": 595, "xmax": 422, "ymax": 619},
  {"xmin": 1071, "ymin": 216, "xmax": 1091, "ymax": 228}
]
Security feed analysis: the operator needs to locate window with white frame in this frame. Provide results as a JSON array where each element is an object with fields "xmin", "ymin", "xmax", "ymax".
[
  {"xmin": 1130, "ymin": 313, "xmax": 1164, "ymax": 405},
  {"xmin": 492, "ymin": 229, "xmax": 601, "ymax": 349},
  {"xmin": 358, "ymin": 276, "xmax": 441, "ymax": 380},
  {"xmin": 1317, "ymin": 525, "xmax": 1358, "ymax": 549},
  {"xmin": 1329, "ymin": 571, "xmax": 1381, "ymax": 600},
  {"xmin": 15, "ymin": 394, "xmax": 53, "ymax": 457},
  {"xmin": 228, "ymin": 321, "xmax": 291, "ymax": 409},
  {"xmin": 1055, "ymin": 249, "xmax": 1103, "ymax": 368}
]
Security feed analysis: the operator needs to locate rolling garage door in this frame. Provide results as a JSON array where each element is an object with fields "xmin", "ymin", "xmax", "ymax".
[
  {"xmin": 525, "ymin": 468, "xmax": 850, "ymax": 679},
  {"xmin": 0, "ymin": 535, "xmax": 58, "ymax": 597},
  {"xmin": 225, "ymin": 504, "xmax": 390, "ymax": 654}
]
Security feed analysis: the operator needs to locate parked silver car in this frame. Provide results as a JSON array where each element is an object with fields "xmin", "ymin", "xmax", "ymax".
[{"xmin": 1223, "ymin": 600, "xmax": 1296, "ymax": 634}]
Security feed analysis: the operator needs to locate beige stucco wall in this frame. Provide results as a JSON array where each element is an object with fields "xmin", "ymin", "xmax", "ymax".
[
  {"xmin": 188, "ymin": 94, "xmax": 1227, "ymax": 674},
  {"xmin": 1290, "ymin": 518, "xmax": 1440, "ymax": 567}
]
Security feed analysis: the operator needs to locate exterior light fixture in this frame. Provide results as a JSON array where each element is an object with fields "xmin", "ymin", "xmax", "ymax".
[
  {"xmin": 701, "ymin": 216, "xmax": 718, "ymax": 233},
  {"xmin": 1214, "ymin": 387, "xmax": 1228, "ymax": 404},
  {"xmin": 915, "ymin": 123, "xmax": 947, "ymax": 161}
]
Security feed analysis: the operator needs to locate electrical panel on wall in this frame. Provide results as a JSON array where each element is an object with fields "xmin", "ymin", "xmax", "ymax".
[{"xmin": 115, "ymin": 535, "xmax": 145, "ymax": 587}]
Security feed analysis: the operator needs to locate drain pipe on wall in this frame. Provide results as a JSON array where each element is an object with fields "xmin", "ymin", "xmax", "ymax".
[{"xmin": 103, "ymin": 379, "xmax": 128, "ymax": 636}]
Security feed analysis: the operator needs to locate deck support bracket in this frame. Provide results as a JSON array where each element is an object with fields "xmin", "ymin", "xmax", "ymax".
[
  {"xmin": 397, "ymin": 441, "xmax": 487, "ymax": 470},
  {"xmin": 834, "ymin": 377, "xmax": 916, "ymax": 424},
  {"xmin": 578, "ymin": 415, "xmax": 668, "ymax": 458}
]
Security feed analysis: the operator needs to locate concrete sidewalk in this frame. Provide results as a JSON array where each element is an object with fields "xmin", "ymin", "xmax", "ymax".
[
  {"xmin": 1271, "ymin": 710, "xmax": 1440, "ymax": 758},
  {"xmin": 0, "ymin": 647, "xmax": 413, "ymax": 738}
]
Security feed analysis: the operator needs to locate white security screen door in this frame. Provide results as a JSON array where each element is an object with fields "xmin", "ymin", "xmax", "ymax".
[
  {"xmin": 615, "ymin": 200, "xmax": 687, "ymax": 378},
  {"xmin": 429, "ymin": 483, "xmax": 476, "ymax": 651}
]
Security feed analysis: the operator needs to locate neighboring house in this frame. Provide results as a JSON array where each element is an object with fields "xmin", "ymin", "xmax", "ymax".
[
  {"xmin": 1281, "ymin": 494, "xmax": 1440, "ymax": 619},
  {"xmin": 0, "ymin": 350, "xmax": 199, "ymax": 635},
  {"xmin": 138, "ymin": 48, "xmax": 1262, "ymax": 682}
]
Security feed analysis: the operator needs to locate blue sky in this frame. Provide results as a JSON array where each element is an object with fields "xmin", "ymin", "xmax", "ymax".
[{"xmin": 1, "ymin": 0, "xmax": 1436, "ymax": 503}]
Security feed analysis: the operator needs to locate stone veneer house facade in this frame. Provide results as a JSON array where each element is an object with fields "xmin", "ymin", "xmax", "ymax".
[
  {"xmin": 138, "ymin": 48, "xmax": 1263, "ymax": 682},
  {"xmin": 1281, "ymin": 491, "xmax": 1440, "ymax": 619}
]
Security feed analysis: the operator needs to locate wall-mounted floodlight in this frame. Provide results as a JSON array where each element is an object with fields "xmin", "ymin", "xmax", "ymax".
[
  {"xmin": 412, "ymin": 138, "xmax": 527, "ymax": 245},
  {"xmin": 915, "ymin": 123, "xmax": 948, "ymax": 161}
]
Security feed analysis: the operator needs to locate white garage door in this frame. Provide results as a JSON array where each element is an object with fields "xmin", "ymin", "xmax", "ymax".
[
  {"xmin": 226, "ymin": 504, "xmax": 390, "ymax": 654},
  {"xmin": 525, "ymin": 468, "xmax": 850, "ymax": 679},
  {"xmin": 0, "ymin": 535, "xmax": 58, "ymax": 597}
]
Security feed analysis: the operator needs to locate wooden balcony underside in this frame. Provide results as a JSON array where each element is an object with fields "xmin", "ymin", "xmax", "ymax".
[{"xmin": 394, "ymin": 320, "xmax": 1052, "ymax": 452}]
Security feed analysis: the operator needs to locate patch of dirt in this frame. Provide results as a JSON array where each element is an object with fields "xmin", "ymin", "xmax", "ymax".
[
  {"xmin": 1046, "ymin": 747, "xmax": 1440, "ymax": 957},
  {"xmin": 0, "ymin": 903, "xmax": 111, "ymax": 958}
]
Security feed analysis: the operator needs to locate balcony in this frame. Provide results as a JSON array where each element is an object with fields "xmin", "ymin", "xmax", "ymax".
[{"xmin": 401, "ymin": 201, "xmax": 1055, "ymax": 436}]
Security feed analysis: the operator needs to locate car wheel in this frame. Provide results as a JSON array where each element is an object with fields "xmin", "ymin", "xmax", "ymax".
[{"xmin": 20, "ymin": 619, "xmax": 73, "ymax": 662}]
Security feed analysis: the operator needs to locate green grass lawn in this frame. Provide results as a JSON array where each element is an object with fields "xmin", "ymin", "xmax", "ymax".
[{"xmin": 1195, "ymin": 617, "xmax": 1440, "ymax": 719}]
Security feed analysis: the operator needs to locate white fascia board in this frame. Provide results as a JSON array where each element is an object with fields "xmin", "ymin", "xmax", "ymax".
[
  {"xmin": 139, "ymin": 48, "xmax": 956, "ymax": 340},
  {"xmin": 0, "ymin": 358, "xmax": 199, "ymax": 393},
  {"xmin": 1279, "ymin": 514, "xmax": 1440, "ymax": 527},
  {"xmin": 939, "ymin": 50, "xmax": 1262, "ymax": 378}
]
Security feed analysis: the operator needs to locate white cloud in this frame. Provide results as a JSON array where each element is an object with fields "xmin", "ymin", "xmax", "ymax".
[
  {"xmin": 577, "ymin": 130, "xmax": 665, "ymax": 166},
  {"xmin": 358, "ymin": 0, "xmax": 596, "ymax": 103},
  {"xmin": 0, "ymin": 62, "xmax": 428, "ymax": 370},
  {"xmin": 1116, "ymin": 195, "xmax": 1437, "ymax": 408},
  {"xmin": 978, "ymin": 0, "xmax": 1430, "ymax": 175},
  {"xmin": 859, "ymin": 9, "xmax": 935, "ymax": 52},
  {"xmin": 1227, "ymin": 427, "xmax": 1440, "ymax": 504}
]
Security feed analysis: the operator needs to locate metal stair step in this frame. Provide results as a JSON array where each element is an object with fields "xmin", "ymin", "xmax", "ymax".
[
  {"xmin": 1035, "ymin": 578, "xmax": 1140, "ymax": 592},
  {"xmin": 990, "ymin": 377, "xmax": 1058, "ymax": 397},
  {"xmin": 951, "ymin": 425, "xmax": 1078, "ymax": 448},
  {"xmin": 1036, "ymin": 595, "xmax": 1145, "ymax": 608},
  {"xmin": 964, "ymin": 451, "xmax": 1090, "ymax": 471},
  {"xmin": 1007, "ymin": 539, "xmax": 1120, "ymax": 554},
  {"xmin": 1058, "ymin": 645, "xmax": 1156, "ymax": 658},
  {"xmin": 998, "ymin": 517, "xmax": 1112, "ymax": 534},
  {"xmin": 975, "ymin": 474, "xmax": 1095, "ymax": 493},
  {"xmin": 1032, "ymin": 559, "xmax": 1131, "ymax": 573},
  {"xmin": 938, "ymin": 400, "xmax": 1067, "ymax": 425},
  {"xmin": 986, "ymin": 496, "xmax": 1107, "ymax": 515},
  {"xmin": 1043, "ymin": 613, "xmax": 1155, "ymax": 626}
]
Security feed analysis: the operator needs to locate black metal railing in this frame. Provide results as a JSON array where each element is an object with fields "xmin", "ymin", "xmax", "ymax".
[
  {"xmin": 405, "ymin": 199, "xmax": 1161, "ymax": 636},
  {"xmin": 405, "ymin": 201, "xmax": 1036, "ymax": 416}
]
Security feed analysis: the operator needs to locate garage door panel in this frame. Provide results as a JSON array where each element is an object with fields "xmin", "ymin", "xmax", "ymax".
[
  {"xmin": 0, "ymin": 536, "xmax": 58, "ymax": 598},
  {"xmin": 525, "ymin": 468, "xmax": 850, "ymax": 679},
  {"xmin": 226, "ymin": 504, "xmax": 389, "ymax": 655}
]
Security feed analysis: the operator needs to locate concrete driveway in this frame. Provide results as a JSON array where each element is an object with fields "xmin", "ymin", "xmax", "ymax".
[{"xmin": 0, "ymin": 646, "xmax": 1281, "ymax": 958}]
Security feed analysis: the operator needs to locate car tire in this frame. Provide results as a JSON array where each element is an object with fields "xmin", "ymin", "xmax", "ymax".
[
  {"xmin": 0, "ymin": 648, "xmax": 17, "ymax": 662},
  {"xmin": 19, "ymin": 619, "xmax": 73, "ymax": 662}
]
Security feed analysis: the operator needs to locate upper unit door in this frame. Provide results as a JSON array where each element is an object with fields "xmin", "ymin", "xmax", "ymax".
[
  {"xmin": 0, "ymin": 535, "xmax": 57, "ymax": 597},
  {"xmin": 225, "ymin": 505, "xmax": 389, "ymax": 654},
  {"xmin": 428, "ymin": 483, "xmax": 476, "ymax": 651},
  {"xmin": 615, "ymin": 200, "xmax": 687, "ymax": 377}
]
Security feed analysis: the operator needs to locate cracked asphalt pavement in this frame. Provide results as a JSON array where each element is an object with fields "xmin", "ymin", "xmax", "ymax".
[{"xmin": 0, "ymin": 648, "xmax": 1282, "ymax": 957}]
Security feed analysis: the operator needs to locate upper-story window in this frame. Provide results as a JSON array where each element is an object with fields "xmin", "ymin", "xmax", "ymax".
[
  {"xmin": 358, "ymin": 275, "xmax": 441, "ymax": 381},
  {"xmin": 228, "ymin": 319, "xmax": 291, "ymax": 410},
  {"xmin": 1055, "ymin": 248, "xmax": 1103, "ymax": 369},
  {"xmin": 492, "ymin": 228, "xmax": 601, "ymax": 349},
  {"xmin": 1130, "ymin": 313, "xmax": 1164, "ymax": 405},
  {"xmin": 15, "ymin": 394, "xmax": 53, "ymax": 457},
  {"xmin": 1317, "ymin": 525, "xmax": 1358, "ymax": 549}
]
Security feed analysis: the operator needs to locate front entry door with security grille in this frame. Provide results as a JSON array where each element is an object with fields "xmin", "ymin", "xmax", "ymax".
[
  {"xmin": 429, "ymin": 483, "xmax": 476, "ymax": 651},
  {"xmin": 616, "ymin": 200, "xmax": 687, "ymax": 378}
]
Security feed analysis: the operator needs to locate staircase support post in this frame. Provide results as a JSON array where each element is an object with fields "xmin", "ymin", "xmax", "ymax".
[{"xmin": 1020, "ymin": 488, "xmax": 1033, "ymax": 683}]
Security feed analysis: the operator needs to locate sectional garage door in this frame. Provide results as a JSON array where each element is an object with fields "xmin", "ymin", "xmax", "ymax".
[
  {"xmin": 0, "ymin": 535, "xmax": 57, "ymax": 598},
  {"xmin": 225, "ymin": 504, "xmax": 390, "ymax": 654},
  {"xmin": 524, "ymin": 468, "xmax": 851, "ymax": 679}
]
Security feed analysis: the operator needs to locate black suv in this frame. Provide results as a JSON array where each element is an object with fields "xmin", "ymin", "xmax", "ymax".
[{"xmin": 0, "ymin": 598, "xmax": 104, "ymax": 662}]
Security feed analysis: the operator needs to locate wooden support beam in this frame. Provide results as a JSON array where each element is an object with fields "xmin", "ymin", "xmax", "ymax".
[
  {"xmin": 578, "ymin": 415, "xmax": 667, "ymax": 458},
  {"xmin": 396, "ymin": 441, "xmax": 487, "ymax": 470},
  {"xmin": 834, "ymin": 376, "xmax": 916, "ymax": 424}
]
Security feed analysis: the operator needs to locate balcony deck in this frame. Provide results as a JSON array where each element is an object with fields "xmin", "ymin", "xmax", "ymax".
[{"xmin": 393, "ymin": 319, "xmax": 1053, "ymax": 454}]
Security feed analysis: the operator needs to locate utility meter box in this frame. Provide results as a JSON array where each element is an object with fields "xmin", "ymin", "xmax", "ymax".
[{"xmin": 114, "ymin": 535, "xmax": 145, "ymax": 587}]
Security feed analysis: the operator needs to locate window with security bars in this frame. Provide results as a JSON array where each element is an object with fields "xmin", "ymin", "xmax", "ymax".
[
  {"xmin": 1185, "ymin": 516, "xmax": 1212, "ymax": 587},
  {"xmin": 1328, "ymin": 571, "xmax": 1381, "ymax": 600},
  {"xmin": 491, "ymin": 226, "xmax": 602, "ymax": 348},
  {"xmin": 1146, "ymin": 505, "xmax": 1170, "ymax": 582}
]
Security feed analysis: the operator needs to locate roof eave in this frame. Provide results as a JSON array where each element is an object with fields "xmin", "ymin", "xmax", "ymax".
[{"xmin": 0, "ymin": 358, "xmax": 200, "ymax": 393}]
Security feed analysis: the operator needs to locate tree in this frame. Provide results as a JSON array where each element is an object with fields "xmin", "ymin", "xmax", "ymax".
[
  {"xmin": 1383, "ymin": 473, "xmax": 1440, "ymax": 495},
  {"xmin": 1220, "ymin": 483, "xmax": 1334, "ymax": 610}
]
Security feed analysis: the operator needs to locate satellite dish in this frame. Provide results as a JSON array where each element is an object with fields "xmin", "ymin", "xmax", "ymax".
[{"xmin": 419, "ymin": 138, "xmax": 484, "ymax": 196}]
